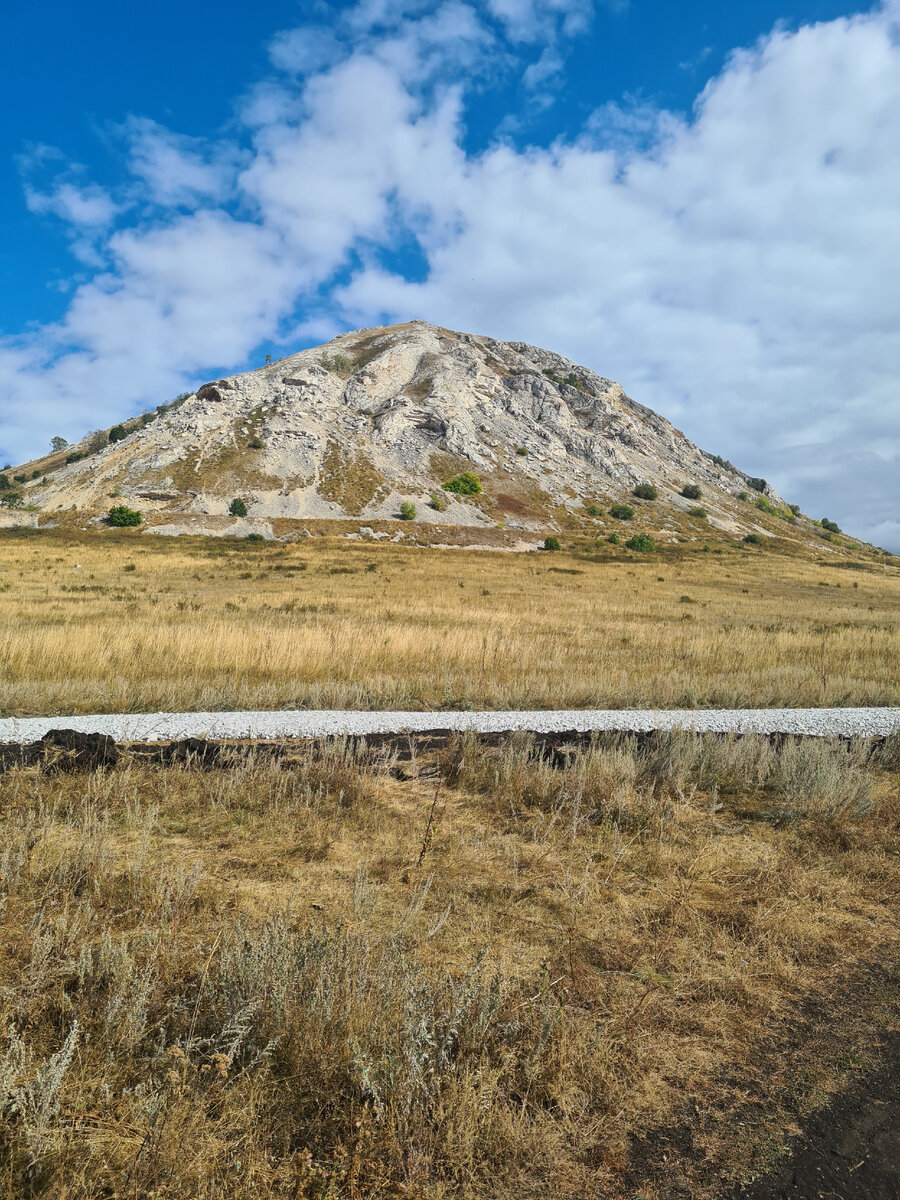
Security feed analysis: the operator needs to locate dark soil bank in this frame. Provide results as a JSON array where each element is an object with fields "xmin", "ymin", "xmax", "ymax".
[{"xmin": 728, "ymin": 1027, "xmax": 900, "ymax": 1200}]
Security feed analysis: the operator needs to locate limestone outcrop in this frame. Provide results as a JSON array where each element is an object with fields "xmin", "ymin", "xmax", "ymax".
[{"xmin": 9, "ymin": 320, "xmax": 791, "ymax": 539}]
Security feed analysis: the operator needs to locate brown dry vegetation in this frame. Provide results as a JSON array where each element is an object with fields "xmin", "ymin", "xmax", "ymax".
[
  {"xmin": 0, "ymin": 529, "xmax": 898, "ymax": 718},
  {"xmin": 0, "ymin": 732, "xmax": 897, "ymax": 1198}
]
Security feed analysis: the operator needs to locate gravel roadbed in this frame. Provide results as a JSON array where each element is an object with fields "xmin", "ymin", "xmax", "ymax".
[{"xmin": 0, "ymin": 708, "xmax": 898, "ymax": 745}]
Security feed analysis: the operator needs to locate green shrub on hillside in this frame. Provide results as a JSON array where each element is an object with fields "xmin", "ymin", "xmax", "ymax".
[
  {"xmin": 632, "ymin": 483, "xmax": 658, "ymax": 500},
  {"xmin": 108, "ymin": 425, "xmax": 127, "ymax": 443},
  {"xmin": 607, "ymin": 531, "xmax": 620, "ymax": 545},
  {"xmin": 543, "ymin": 536, "xmax": 561, "ymax": 551},
  {"xmin": 248, "ymin": 436, "xmax": 264, "ymax": 450},
  {"xmin": 681, "ymin": 484, "xmax": 702, "ymax": 500},
  {"xmin": 429, "ymin": 491, "xmax": 448, "ymax": 511},
  {"xmin": 585, "ymin": 504, "xmax": 602, "ymax": 517},
  {"xmin": 107, "ymin": 505, "xmax": 142, "ymax": 527},
  {"xmin": 821, "ymin": 517, "xmax": 841, "ymax": 534},
  {"xmin": 609, "ymin": 503, "xmax": 634, "ymax": 520},
  {"xmin": 626, "ymin": 534, "xmax": 655, "ymax": 552},
  {"xmin": 743, "ymin": 533, "xmax": 762, "ymax": 545},
  {"xmin": 442, "ymin": 473, "xmax": 483, "ymax": 496},
  {"xmin": 755, "ymin": 495, "xmax": 779, "ymax": 516},
  {"xmin": 0, "ymin": 492, "xmax": 24, "ymax": 509},
  {"xmin": 747, "ymin": 477, "xmax": 767, "ymax": 493},
  {"xmin": 399, "ymin": 501, "xmax": 416, "ymax": 521},
  {"xmin": 687, "ymin": 506, "xmax": 708, "ymax": 519},
  {"xmin": 515, "ymin": 446, "xmax": 528, "ymax": 456},
  {"xmin": 0, "ymin": 474, "xmax": 10, "ymax": 491},
  {"xmin": 229, "ymin": 498, "xmax": 248, "ymax": 517}
]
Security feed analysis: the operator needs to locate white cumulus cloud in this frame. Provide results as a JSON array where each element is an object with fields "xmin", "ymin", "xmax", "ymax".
[{"xmin": 1, "ymin": 0, "xmax": 898, "ymax": 549}]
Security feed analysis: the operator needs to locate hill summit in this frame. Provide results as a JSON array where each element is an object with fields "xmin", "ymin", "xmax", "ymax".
[{"xmin": 4, "ymin": 321, "xmax": 839, "ymax": 549}]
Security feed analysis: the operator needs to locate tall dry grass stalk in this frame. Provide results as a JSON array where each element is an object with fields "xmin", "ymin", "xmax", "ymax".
[
  {"xmin": 0, "ymin": 531, "xmax": 897, "ymax": 715},
  {"xmin": 0, "ymin": 733, "xmax": 897, "ymax": 1196}
]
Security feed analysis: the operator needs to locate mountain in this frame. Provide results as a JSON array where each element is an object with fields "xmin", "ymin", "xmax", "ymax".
[{"xmin": 0, "ymin": 321, "xmax": 860, "ymax": 552}]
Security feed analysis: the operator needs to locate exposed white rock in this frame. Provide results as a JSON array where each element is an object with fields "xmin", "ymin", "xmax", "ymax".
[{"xmin": 22, "ymin": 321, "xmax": 789, "ymax": 534}]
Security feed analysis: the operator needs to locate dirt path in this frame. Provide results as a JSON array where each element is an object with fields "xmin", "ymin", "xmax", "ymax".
[
  {"xmin": 729, "ymin": 1027, "xmax": 900, "ymax": 1200},
  {"xmin": 621, "ymin": 965, "xmax": 900, "ymax": 1200}
]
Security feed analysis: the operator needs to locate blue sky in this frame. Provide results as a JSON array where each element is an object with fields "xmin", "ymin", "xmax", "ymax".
[{"xmin": 1, "ymin": 0, "xmax": 898, "ymax": 547}]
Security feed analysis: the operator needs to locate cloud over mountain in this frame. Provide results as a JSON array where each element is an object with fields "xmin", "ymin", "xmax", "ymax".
[{"xmin": 2, "ymin": 0, "xmax": 898, "ymax": 547}]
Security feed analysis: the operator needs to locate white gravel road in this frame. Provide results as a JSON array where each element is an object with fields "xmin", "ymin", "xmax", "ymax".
[{"xmin": 0, "ymin": 708, "xmax": 898, "ymax": 744}]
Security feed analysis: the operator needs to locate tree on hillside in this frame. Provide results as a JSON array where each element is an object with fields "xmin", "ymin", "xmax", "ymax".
[
  {"xmin": 108, "ymin": 425, "xmax": 127, "ymax": 443},
  {"xmin": 51, "ymin": 436, "xmax": 68, "ymax": 452}
]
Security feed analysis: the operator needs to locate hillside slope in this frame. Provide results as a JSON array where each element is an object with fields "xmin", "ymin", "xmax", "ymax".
[{"xmin": 0, "ymin": 321, "xmax": 859, "ymax": 549}]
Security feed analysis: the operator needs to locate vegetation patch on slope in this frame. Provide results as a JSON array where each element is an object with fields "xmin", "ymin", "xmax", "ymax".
[{"xmin": 317, "ymin": 442, "xmax": 390, "ymax": 515}]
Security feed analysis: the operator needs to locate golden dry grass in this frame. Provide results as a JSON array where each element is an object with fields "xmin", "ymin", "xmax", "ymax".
[
  {"xmin": 0, "ymin": 529, "xmax": 897, "ymax": 717},
  {"xmin": 0, "ymin": 733, "xmax": 897, "ymax": 1197}
]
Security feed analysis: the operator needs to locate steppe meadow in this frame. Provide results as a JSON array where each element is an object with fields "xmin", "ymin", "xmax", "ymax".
[{"xmin": 2, "ymin": 0, "xmax": 899, "ymax": 1194}]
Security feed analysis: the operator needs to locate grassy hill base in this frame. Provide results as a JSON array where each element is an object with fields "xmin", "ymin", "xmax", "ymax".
[{"xmin": 0, "ymin": 527, "xmax": 897, "ymax": 717}]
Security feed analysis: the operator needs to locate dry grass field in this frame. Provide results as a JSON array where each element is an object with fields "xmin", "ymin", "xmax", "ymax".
[
  {"xmin": 0, "ymin": 528, "xmax": 898, "ymax": 717},
  {"xmin": 0, "ymin": 731, "xmax": 897, "ymax": 1198}
]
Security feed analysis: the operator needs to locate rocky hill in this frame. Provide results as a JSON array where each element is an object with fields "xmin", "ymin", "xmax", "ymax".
[{"xmin": 0, "ymin": 321, "xmax": 862, "ymax": 552}]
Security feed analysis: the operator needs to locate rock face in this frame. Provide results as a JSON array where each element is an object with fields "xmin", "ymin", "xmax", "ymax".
[{"xmin": 15, "ymin": 321, "xmax": 786, "ymax": 535}]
